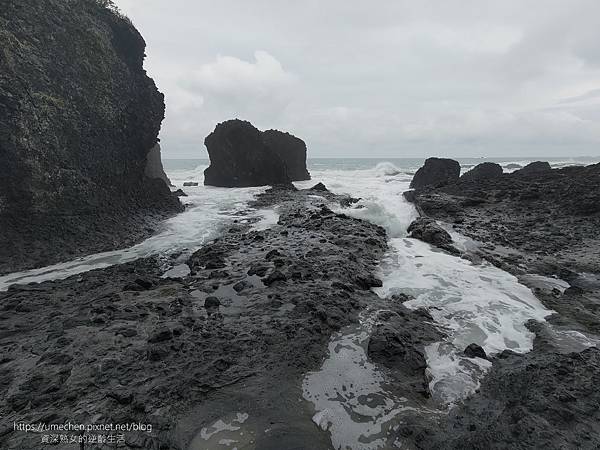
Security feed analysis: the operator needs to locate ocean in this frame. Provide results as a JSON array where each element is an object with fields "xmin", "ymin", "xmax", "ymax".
[{"xmin": 1, "ymin": 156, "xmax": 597, "ymax": 448}]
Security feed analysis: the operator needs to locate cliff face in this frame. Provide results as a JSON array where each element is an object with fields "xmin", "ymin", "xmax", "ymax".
[
  {"xmin": 262, "ymin": 130, "xmax": 311, "ymax": 181},
  {"xmin": 0, "ymin": 0, "xmax": 182, "ymax": 274}
]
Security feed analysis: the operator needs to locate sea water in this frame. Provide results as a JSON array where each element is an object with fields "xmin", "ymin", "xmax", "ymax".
[{"xmin": 1, "ymin": 156, "xmax": 598, "ymax": 449}]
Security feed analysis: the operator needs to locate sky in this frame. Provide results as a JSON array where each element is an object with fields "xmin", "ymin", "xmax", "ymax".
[{"xmin": 114, "ymin": 0, "xmax": 600, "ymax": 159}]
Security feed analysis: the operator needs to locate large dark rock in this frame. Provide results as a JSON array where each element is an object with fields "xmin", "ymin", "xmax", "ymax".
[
  {"xmin": 0, "ymin": 0, "xmax": 182, "ymax": 274},
  {"xmin": 407, "ymin": 217, "xmax": 459, "ymax": 254},
  {"xmin": 203, "ymin": 120, "xmax": 291, "ymax": 187},
  {"xmin": 410, "ymin": 157, "xmax": 460, "ymax": 189},
  {"xmin": 517, "ymin": 161, "xmax": 552, "ymax": 175},
  {"xmin": 262, "ymin": 130, "xmax": 311, "ymax": 181},
  {"xmin": 460, "ymin": 162, "xmax": 503, "ymax": 182}
]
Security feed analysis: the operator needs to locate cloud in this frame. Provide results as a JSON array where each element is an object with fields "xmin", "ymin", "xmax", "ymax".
[
  {"xmin": 558, "ymin": 88, "xmax": 600, "ymax": 104},
  {"xmin": 114, "ymin": 0, "xmax": 600, "ymax": 158}
]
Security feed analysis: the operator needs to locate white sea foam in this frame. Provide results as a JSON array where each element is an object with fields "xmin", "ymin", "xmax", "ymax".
[
  {"xmin": 0, "ymin": 167, "xmax": 266, "ymax": 291},
  {"xmin": 302, "ymin": 162, "xmax": 555, "ymax": 448}
]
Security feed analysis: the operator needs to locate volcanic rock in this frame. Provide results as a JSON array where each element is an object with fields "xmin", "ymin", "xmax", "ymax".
[
  {"xmin": 0, "ymin": 0, "xmax": 182, "ymax": 274},
  {"xmin": 262, "ymin": 130, "xmax": 311, "ymax": 181},
  {"xmin": 203, "ymin": 120, "xmax": 291, "ymax": 187},
  {"xmin": 407, "ymin": 217, "xmax": 459, "ymax": 254},
  {"xmin": 517, "ymin": 161, "xmax": 552, "ymax": 175},
  {"xmin": 460, "ymin": 162, "xmax": 503, "ymax": 182},
  {"xmin": 410, "ymin": 158, "xmax": 460, "ymax": 189}
]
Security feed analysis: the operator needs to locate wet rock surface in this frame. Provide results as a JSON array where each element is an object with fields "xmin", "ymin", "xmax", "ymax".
[
  {"xmin": 0, "ymin": 0, "xmax": 183, "ymax": 275},
  {"xmin": 410, "ymin": 157, "xmax": 460, "ymax": 189},
  {"xmin": 407, "ymin": 217, "xmax": 459, "ymax": 254},
  {"xmin": 368, "ymin": 299, "xmax": 445, "ymax": 398},
  {"xmin": 403, "ymin": 161, "xmax": 600, "ymax": 449},
  {"xmin": 0, "ymin": 186, "xmax": 388, "ymax": 449}
]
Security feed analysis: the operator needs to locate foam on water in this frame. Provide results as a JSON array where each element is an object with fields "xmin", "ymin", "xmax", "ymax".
[
  {"xmin": 0, "ymin": 165, "xmax": 266, "ymax": 291},
  {"xmin": 376, "ymin": 237, "xmax": 551, "ymax": 404},
  {"xmin": 302, "ymin": 161, "xmax": 556, "ymax": 448}
]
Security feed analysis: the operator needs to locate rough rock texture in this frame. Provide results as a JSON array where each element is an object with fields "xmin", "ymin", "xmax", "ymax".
[
  {"xmin": 410, "ymin": 157, "xmax": 460, "ymax": 189},
  {"xmin": 204, "ymin": 120, "xmax": 311, "ymax": 187},
  {"xmin": 144, "ymin": 143, "xmax": 173, "ymax": 187},
  {"xmin": 402, "ymin": 161, "xmax": 600, "ymax": 449},
  {"xmin": 517, "ymin": 160, "xmax": 552, "ymax": 174},
  {"xmin": 407, "ymin": 217, "xmax": 459, "ymax": 254},
  {"xmin": 0, "ymin": 186, "xmax": 387, "ymax": 449},
  {"xmin": 460, "ymin": 162, "xmax": 503, "ymax": 182},
  {"xmin": 368, "ymin": 299, "xmax": 445, "ymax": 397},
  {"xmin": 262, "ymin": 129, "xmax": 311, "ymax": 181},
  {"xmin": 0, "ymin": 0, "xmax": 182, "ymax": 274}
]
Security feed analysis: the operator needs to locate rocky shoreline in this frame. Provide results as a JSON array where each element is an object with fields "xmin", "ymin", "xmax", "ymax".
[
  {"xmin": 400, "ymin": 162, "xmax": 600, "ymax": 449},
  {"xmin": 0, "ymin": 185, "xmax": 396, "ymax": 449}
]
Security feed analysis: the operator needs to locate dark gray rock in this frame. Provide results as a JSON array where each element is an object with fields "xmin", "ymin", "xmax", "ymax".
[
  {"xmin": 463, "ymin": 343, "xmax": 488, "ymax": 359},
  {"xmin": 410, "ymin": 158, "xmax": 460, "ymax": 189},
  {"xmin": 460, "ymin": 162, "xmax": 503, "ymax": 182},
  {"xmin": 183, "ymin": 182, "xmax": 199, "ymax": 187},
  {"xmin": 407, "ymin": 217, "xmax": 459, "ymax": 254},
  {"xmin": 262, "ymin": 130, "xmax": 311, "ymax": 181},
  {"xmin": 173, "ymin": 189, "xmax": 188, "ymax": 197},
  {"xmin": 310, "ymin": 182, "xmax": 328, "ymax": 192},
  {"xmin": 0, "ymin": 0, "xmax": 183, "ymax": 274},
  {"xmin": 517, "ymin": 161, "xmax": 552, "ymax": 175},
  {"xmin": 204, "ymin": 296, "xmax": 220, "ymax": 308},
  {"xmin": 203, "ymin": 120, "xmax": 291, "ymax": 187}
]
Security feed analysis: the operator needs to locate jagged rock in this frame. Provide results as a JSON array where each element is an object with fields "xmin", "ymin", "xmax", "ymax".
[
  {"xmin": 203, "ymin": 120, "xmax": 291, "ymax": 187},
  {"xmin": 410, "ymin": 158, "xmax": 461, "ymax": 189},
  {"xmin": 310, "ymin": 182, "xmax": 328, "ymax": 192},
  {"xmin": 173, "ymin": 189, "xmax": 188, "ymax": 197},
  {"xmin": 463, "ymin": 343, "xmax": 488, "ymax": 360},
  {"xmin": 262, "ymin": 130, "xmax": 311, "ymax": 181},
  {"xmin": 407, "ymin": 217, "xmax": 460, "ymax": 254},
  {"xmin": 517, "ymin": 161, "xmax": 552, "ymax": 175},
  {"xmin": 0, "ymin": 0, "xmax": 182, "ymax": 274},
  {"xmin": 144, "ymin": 143, "xmax": 173, "ymax": 187},
  {"xmin": 204, "ymin": 296, "xmax": 220, "ymax": 308},
  {"xmin": 460, "ymin": 162, "xmax": 503, "ymax": 182}
]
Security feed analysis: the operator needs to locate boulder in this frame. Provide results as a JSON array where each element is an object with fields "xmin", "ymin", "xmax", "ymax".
[
  {"xmin": 407, "ymin": 217, "xmax": 459, "ymax": 254},
  {"xmin": 464, "ymin": 343, "xmax": 488, "ymax": 360},
  {"xmin": 204, "ymin": 120, "xmax": 291, "ymax": 187},
  {"xmin": 262, "ymin": 130, "xmax": 311, "ymax": 181},
  {"xmin": 517, "ymin": 161, "xmax": 552, "ymax": 175},
  {"xmin": 460, "ymin": 162, "xmax": 503, "ymax": 182},
  {"xmin": 144, "ymin": 143, "xmax": 173, "ymax": 187},
  {"xmin": 310, "ymin": 182, "xmax": 328, "ymax": 192},
  {"xmin": 410, "ymin": 158, "xmax": 460, "ymax": 189}
]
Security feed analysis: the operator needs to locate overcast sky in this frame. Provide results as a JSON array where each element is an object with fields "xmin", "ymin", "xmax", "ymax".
[{"xmin": 114, "ymin": 0, "xmax": 600, "ymax": 159}]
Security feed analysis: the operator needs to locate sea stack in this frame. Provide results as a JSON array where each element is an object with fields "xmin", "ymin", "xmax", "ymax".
[
  {"xmin": 0, "ymin": 0, "xmax": 182, "ymax": 274},
  {"xmin": 410, "ymin": 157, "xmax": 461, "ymax": 189},
  {"xmin": 204, "ymin": 119, "xmax": 311, "ymax": 187}
]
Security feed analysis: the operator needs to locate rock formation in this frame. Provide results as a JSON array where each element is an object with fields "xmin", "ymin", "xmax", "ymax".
[
  {"xmin": 517, "ymin": 161, "xmax": 552, "ymax": 174},
  {"xmin": 460, "ymin": 162, "xmax": 503, "ymax": 182},
  {"xmin": 0, "ymin": 0, "xmax": 182, "ymax": 274},
  {"xmin": 262, "ymin": 130, "xmax": 311, "ymax": 181},
  {"xmin": 203, "ymin": 119, "xmax": 311, "ymax": 187},
  {"xmin": 410, "ymin": 157, "xmax": 460, "ymax": 189},
  {"xmin": 144, "ymin": 143, "xmax": 173, "ymax": 187}
]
